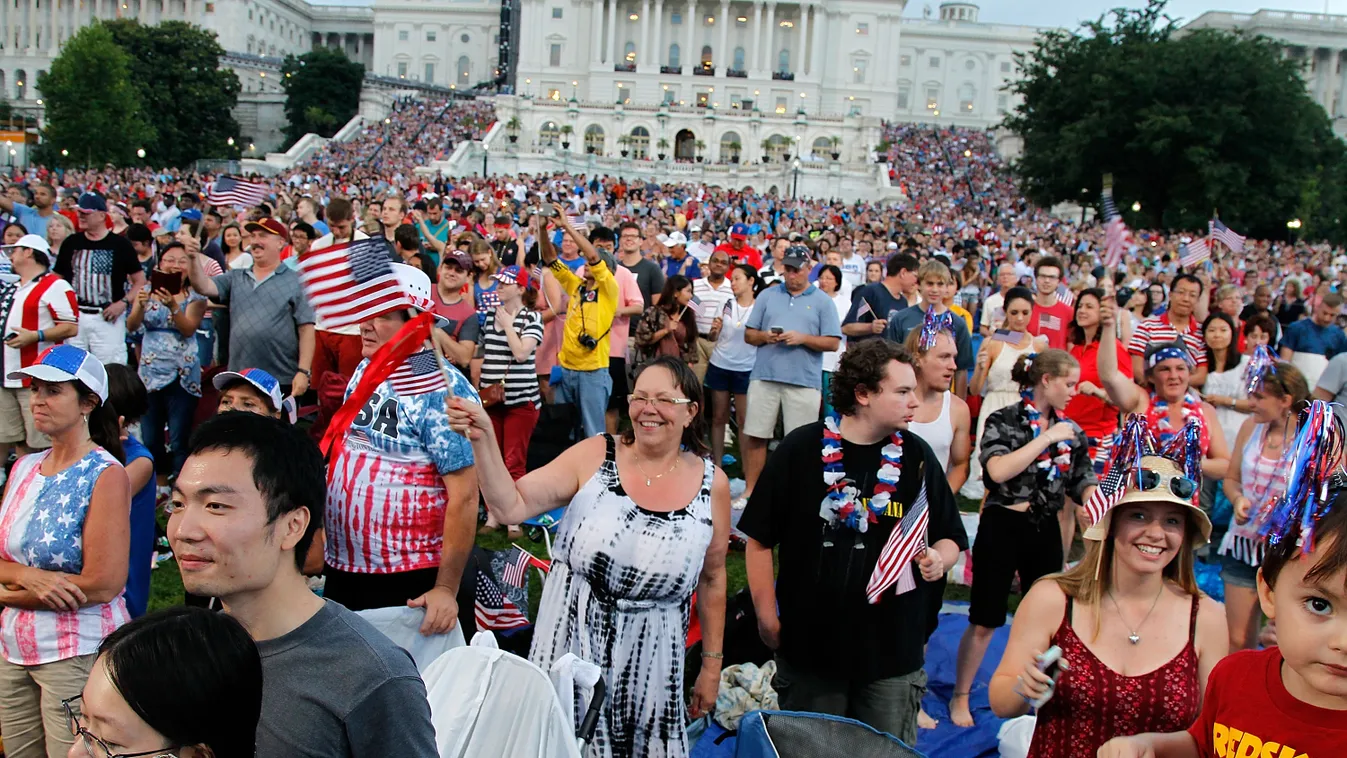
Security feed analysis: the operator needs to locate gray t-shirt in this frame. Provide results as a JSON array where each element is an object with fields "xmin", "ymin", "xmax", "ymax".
[
  {"xmin": 212, "ymin": 265, "xmax": 316, "ymax": 382},
  {"xmin": 255, "ymin": 601, "xmax": 437, "ymax": 758},
  {"xmin": 1316, "ymin": 353, "xmax": 1347, "ymax": 428},
  {"xmin": 620, "ymin": 255, "xmax": 665, "ymax": 309}
]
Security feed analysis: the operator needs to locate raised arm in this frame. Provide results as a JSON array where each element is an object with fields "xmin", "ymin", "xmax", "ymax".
[
  {"xmin": 1099, "ymin": 300, "xmax": 1146, "ymax": 413},
  {"xmin": 185, "ymin": 237, "xmax": 221, "ymax": 299}
]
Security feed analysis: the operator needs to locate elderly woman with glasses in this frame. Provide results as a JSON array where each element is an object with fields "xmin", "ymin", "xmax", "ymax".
[{"xmin": 448, "ymin": 355, "xmax": 730, "ymax": 758}]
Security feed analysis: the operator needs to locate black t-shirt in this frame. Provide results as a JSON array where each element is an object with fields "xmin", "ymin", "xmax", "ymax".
[
  {"xmin": 620, "ymin": 256, "xmax": 666, "ymax": 309},
  {"xmin": 737, "ymin": 422, "xmax": 968, "ymax": 681},
  {"xmin": 55, "ymin": 231, "xmax": 141, "ymax": 307},
  {"xmin": 492, "ymin": 238, "xmax": 522, "ymax": 267}
]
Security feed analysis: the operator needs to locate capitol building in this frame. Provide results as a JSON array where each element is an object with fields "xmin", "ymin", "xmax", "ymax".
[{"xmin": 1, "ymin": 1, "xmax": 1346, "ymax": 188}]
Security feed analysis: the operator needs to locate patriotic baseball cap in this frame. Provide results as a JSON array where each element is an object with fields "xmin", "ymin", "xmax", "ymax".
[
  {"xmin": 9, "ymin": 345, "xmax": 108, "ymax": 402},
  {"xmin": 782, "ymin": 245, "xmax": 812, "ymax": 269},
  {"xmin": 492, "ymin": 265, "xmax": 528, "ymax": 288},
  {"xmin": 213, "ymin": 368, "xmax": 293, "ymax": 421},
  {"xmin": 390, "ymin": 264, "xmax": 450, "ymax": 328},
  {"xmin": 730, "ymin": 223, "xmax": 749, "ymax": 240},
  {"xmin": 244, "ymin": 218, "xmax": 290, "ymax": 241},
  {"xmin": 77, "ymin": 193, "xmax": 108, "ymax": 214}
]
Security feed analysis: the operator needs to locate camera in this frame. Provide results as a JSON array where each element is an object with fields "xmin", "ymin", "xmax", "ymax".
[
  {"xmin": 577, "ymin": 333, "xmax": 599, "ymax": 351},
  {"xmin": 535, "ymin": 205, "xmax": 559, "ymax": 218}
]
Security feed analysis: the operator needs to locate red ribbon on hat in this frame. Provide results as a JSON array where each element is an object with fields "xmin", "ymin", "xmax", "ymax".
[{"xmin": 319, "ymin": 311, "xmax": 435, "ymax": 470}]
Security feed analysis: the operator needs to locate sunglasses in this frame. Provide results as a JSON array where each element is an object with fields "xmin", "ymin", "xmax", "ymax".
[
  {"xmin": 61, "ymin": 696, "xmax": 178, "ymax": 758},
  {"xmin": 1138, "ymin": 469, "xmax": 1198, "ymax": 501}
]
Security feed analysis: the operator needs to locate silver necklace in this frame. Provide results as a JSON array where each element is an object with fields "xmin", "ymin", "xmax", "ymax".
[
  {"xmin": 1108, "ymin": 587, "xmax": 1164, "ymax": 645},
  {"xmin": 634, "ymin": 455, "xmax": 680, "ymax": 487}
]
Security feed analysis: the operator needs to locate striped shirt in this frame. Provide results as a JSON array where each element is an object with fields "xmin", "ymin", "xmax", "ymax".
[
  {"xmin": 1127, "ymin": 312, "xmax": 1207, "ymax": 367},
  {"xmin": 480, "ymin": 308, "xmax": 545, "ymax": 408},
  {"xmin": 691, "ymin": 276, "xmax": 734, "ymax": 335},
  {"xmin": 0, "ymin": 448, "xmax": 130, "ymax": 665},
  {"xmin": 54, "ymin": 232, "xmax": 140, "ymax": 307}
]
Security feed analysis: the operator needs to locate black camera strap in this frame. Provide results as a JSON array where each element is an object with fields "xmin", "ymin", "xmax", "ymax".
[{"xmin": 578, "ymin": 286, "xmax": 612, "ymax": 343}]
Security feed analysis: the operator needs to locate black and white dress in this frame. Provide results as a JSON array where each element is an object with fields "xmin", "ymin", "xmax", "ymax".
[
  {"xmin": 479, "ymin": 307, "xmax": 545, "ymax": 407},
  {"xmin": 530, "ymin": 435, "xmax": 715, "ymax": 758}
]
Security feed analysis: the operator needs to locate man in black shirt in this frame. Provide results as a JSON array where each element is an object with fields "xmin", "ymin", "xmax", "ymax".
[
  {"xmin": 738, "ymin": 339, "xmax": 967, "ymax": 745},
  {"xmin": 490, "ymin": 218, "xmax": 521, "ymax": 267},
  {"xmin": 55, "ymin": 192, "xmax": 145, "ymax": 366}
]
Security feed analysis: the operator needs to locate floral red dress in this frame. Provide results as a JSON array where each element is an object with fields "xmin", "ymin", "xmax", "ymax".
[{"xmin": 1027, "ymin": 594, "xmax": 1201, "ymax": 758}]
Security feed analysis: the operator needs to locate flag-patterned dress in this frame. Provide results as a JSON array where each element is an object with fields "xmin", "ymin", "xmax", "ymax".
[
  {"xmin": 0, "ymin": 448, "xmax": 129, "ymax": 665},
  {"xmin": 530, "ymin": 434, "xmax": 715, "ymax": 758}
]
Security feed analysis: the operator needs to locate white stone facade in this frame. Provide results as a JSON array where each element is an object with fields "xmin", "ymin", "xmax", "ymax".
[
  {"xmin": 370, "ymin": 0, "xmax": 501, "ymax": 88},
  {"xmin": 1183, "ymin": 9, "xmax": 1347, "ymax": 139}
]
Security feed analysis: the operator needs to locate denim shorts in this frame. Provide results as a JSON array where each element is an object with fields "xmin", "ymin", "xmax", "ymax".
[{"xmin": 1221, "ymin": 553, "xmax": 1259, "ymax": 590}]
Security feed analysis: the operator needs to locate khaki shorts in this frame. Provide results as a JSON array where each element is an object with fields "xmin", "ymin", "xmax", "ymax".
[
  {"xmin": 0, "ymin": 387, "xmax": 49, "ymax": 450},
  {"xmin": 743, "ymin": 380, "xmax": 821, "ymax": 439}
]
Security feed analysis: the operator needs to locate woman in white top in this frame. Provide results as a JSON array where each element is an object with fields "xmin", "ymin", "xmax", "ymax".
[
  {"xmin": 705, "ymin": 265, "xmax": 760, "ymax": 469},
  {"xmin": 965, "ymin": 287, "xmax": 1046, "ymax": 499},
  {"xmin": 815, "ymin": 265, "xmax": 851, "ymax": 415},
  {"xmin": 1197, "ymin": 313, "xmax": 1252, "ymax": 446}
]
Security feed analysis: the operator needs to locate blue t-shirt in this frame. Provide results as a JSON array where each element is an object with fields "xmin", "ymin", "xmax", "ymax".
[
  {"xmin": 745, "ymin": 282, "xmax": 843, "ymax": 390},
  {"xmin": 123, "ymin": 435, "xmax": 157, "ymax": 619},
  {"xmin": 11, "ymin": 204, "xmax": 52, "ymax": 238},
  {"xmin": 1282, "ymin": 318, "xmax": 1347, "ymax": 359},
  {"xmin": 662, "ymin": 254, "xmax": 702, "ymax": 280}
]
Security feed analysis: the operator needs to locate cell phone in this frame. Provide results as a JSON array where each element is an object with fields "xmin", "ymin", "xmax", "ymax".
[
  {"xmin": 992, "ymin": 329, "xmax": 1023, "ymax": 344},
  {"xmin": 1030, "ymin": 645, "xmax": 1065, "ymax": 709},
  {"xmin": 3, "ymin": 332, "xmax": 16, "ymax": 343},
  {"xmin": 150, "ymin": 269, "xmax": 183, "ymax": 295},
  {"xmin": 770, "ymin": 326, "xmax": 784, "ymax": 335}
]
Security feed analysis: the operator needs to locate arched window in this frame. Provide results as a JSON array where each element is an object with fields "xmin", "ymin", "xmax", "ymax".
[
  {"xmin": 719, "ymin": 131, "xmax": 742, "ymax": 162},
  {"xmin": 14, "ymin": 69, "xmax": 26, "ymax": 100},
  {"xmin": 701, "ymin": 45, "xmax": 713, "ymax": 70},
  {"xmin": 625, "ymin": 41, "xmax": 636, "ymax": 64},
  {"xmin": 777, "ymin": 49, "xmax": 789, "ymax": 73},
  {"xmin": 958, "ymin": 82, "xmax": 976, "ymax": 111},
  {"xmin": 629, "ymin": 126, "xmax": 650, "ymax": 159},
  {"xmin": 733, "ymin": 47, "xmax": 745, "ymax": 71},
  {"xmin": 668, "ymin": 43, "xmax": 680, "ymax": 68},
  {"xmin": 457, "ymin": 55, "xmax": 471, "ymax": 82},
  {"xmin": 584, "ymin": 124, "xmax": 605, "ymax": 154},
  {"xmin": 540, "ymin": 121, "xmax": 560, "ymax": 146}
]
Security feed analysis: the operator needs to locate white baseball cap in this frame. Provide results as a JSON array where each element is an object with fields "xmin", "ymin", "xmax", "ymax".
[
  {"xmin": 1, "ymin": 233, "xmax": 51, "ymax": 257},
  {"xmin": 658, "ymin": 231, "xmax": 688, "ymax": 247},
  {"xmin": 8, "ymin": 345, "xmax": 108, "ymax": 402}
]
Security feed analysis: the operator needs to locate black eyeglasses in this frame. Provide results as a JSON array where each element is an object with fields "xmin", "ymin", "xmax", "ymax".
[
  {"xmin": 61, "ymin": 696, "xmax": 179, "ymax": 758},
  {"xmin": 1138, "ymin": 469, "xmax": 1198, "ymax": 500}
]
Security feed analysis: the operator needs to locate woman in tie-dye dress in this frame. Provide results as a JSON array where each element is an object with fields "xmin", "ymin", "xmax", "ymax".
[
  {"xmin": 0, "ymin": 346, "xmax": 131, "ymax": 758},
  {"xmin": 450, "ymin": 356, "xmax": 731, "ymax": 758}
]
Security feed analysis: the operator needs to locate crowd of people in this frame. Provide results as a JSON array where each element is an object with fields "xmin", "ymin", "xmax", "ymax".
[{"xmin": 0, "ymin": 99, "xmax": 1341, "ymax": 758}]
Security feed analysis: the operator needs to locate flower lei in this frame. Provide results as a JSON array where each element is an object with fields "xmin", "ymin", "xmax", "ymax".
[
  {"xmin": 820, "ymin": 411, "xmax": 903, "ymax": 532},
  {"xmin": 1023, "ymin": 392, "xmax": 1072, "ymax": 481},
  {"xmin": 1147, "ymin": 391, "xmax": 1210, "ymax": 452}
]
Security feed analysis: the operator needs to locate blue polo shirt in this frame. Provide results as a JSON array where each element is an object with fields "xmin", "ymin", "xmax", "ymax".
[
  {"xmin": 745, "ymin": 282, "xmax": 842, "ymax": 390},
  {"xmin": 1282, "ymin": 318, "xmax": 1347, "ymax": 359}
]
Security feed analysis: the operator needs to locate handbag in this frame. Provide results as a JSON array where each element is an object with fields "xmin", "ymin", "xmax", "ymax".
[{"xmin": 480, "ymin": 382, "xmax": 506, "ymax": 407}]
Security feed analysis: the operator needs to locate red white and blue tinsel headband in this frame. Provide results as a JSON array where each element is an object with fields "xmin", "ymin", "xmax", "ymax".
[
  {"xmin": 1243, "ymin": 344, "xmax": 1277, "ymax": 395},
  {"xmin": 1146, "ymin": 345, "xmax": 1193, "ymax": 370},
  {"xmin": 1256, "ymin": 400, "xmax": 1345, "ymax": 556},
  {"xmin": 918, "ymin": 306, "xmax": 955, "ymax": 351}
]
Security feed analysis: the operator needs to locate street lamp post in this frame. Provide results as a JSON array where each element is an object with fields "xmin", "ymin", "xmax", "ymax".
[
  {"xmin": 482, "ymin": 144, "xmax": 489, "ymax": 177},
  {"xmin": 792, "ymin": 159, "xmax": 800, "ymax": 199},
  {"xmin": 1287, "ymin": 218, "xmax": 1302, "ymax": 244}
]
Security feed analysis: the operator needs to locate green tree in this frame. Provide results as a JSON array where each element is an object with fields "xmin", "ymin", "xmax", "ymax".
[
  {"xmin": 280, "ymin": 47, "xmax": 364, "ymax": 148},
  {"xmin": 102, "ymin": 19, "xmax": 241, "ymax": 167},
  {"xmin": 1004, "ymin": 0, "xmax": 1343, "ymax": 241},
  {"xmin": 37, "ymin": 23, "xmax": 155, "ymax": 168}
]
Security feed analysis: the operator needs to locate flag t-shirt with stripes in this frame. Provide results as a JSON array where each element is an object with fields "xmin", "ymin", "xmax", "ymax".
[
  {"xmin": 479, "ymin": 307, "xmax": 545, "ymax": 408},
  {"xmin": 54, "ymin": 231, "xmax": 140, "ymax": 308}
]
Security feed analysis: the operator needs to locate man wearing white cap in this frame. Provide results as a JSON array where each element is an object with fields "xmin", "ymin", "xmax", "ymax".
[
  {"xmin": 0, "ymin": 234, "xmax": 78, "ymax": 455},
  {"xmin": 659, "ymin": 231, "xmax": 701, "ymax": 280}
]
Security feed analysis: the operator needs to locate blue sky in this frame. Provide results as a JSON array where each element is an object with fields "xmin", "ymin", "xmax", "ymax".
[{"xmin": 901, "ymin": 1, "xmax": 1341, "ymax": 29}]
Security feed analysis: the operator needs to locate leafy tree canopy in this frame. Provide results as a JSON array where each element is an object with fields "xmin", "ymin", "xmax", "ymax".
[
  {"xmin": 37, "ymin": 23, "xmax": 155, "ymax": 168},
  {"xmin": 102, "ymin": 19, "xmax": 241, "ymax": 167},
  {"xmin": 1004, "ymin": 0, "xmax": 1342, "ymax": 241},
  {"xmin": 280, "ymin": 47, "xmax": 364, "ymax": 148}
]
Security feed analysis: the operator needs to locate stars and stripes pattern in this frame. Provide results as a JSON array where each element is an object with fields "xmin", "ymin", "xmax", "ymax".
[
  {"xmin": 865, "ymin": 481, "xmax": 930, "ymax": 603},
  {"xmin": 500, "ymin": 544, "xmax": 550, "ymax": 588},
  {"xmin": 1056, "ymin": 283, "xmax": 1076, "ymax": 308},
  {"xmin": 299, "ymin": 238, "xmax": 407, "ymax": 328},
  {"xmin": 475, "ymin": 572, "xmax": 530, "ymax": 630},
  {"xmin": 1209, "ymin": 219, "xmax": 1245, "ymax": 254},
  {"xmin": 204, "ymin": 176, "xmax": 269, "ymax": 208},
  {"xmin": 1083, "ymin": 454, "xmax": 1129, "ymax": 527},
  {"xmin": 1179, "ymin": 238, "xmax": 1211, "ymax": 267},
  {"xmin": 386, "ymin": 350, "xmax": 448, "ymax": 396},
  {"xmin": 1101, "ymin": 185, "xmax": 1132, "ymax": 269}
]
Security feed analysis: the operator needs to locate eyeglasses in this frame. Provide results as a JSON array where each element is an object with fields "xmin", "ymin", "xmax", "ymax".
[
  {"xmin": 628, "ymin": 394, "xmax": 694, "ymax": 410},
  {"xmin": 1138, "ymin": 469, "xmax": 1198, "ymax": 501},
  {"xmin": 62, "ymin": 696, "xmax": 179, "ymax": 758}
]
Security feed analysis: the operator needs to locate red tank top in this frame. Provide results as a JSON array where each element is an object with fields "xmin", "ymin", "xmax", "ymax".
[{"xmin": 1027, "ymin": 594, "xmax": 1201, "ymax": 758}]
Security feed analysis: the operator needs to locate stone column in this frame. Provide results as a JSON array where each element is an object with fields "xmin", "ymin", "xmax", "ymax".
[
  {"xmin": 28, "ymin": 0, "xmax": 38, "ymax": 50},
  {"xmin": 717, "ymin": 0, "xmax": 729, "ymax": 72},
  {"xmin": 812, "ymin": 4, "xmax": 826, "ymax": 84},
  {"xmin": 797, "ymin": 2, "xmax": 809, "ymax": 77},
  {"xmin": 651, "ymin": 0, "xmax": 663, "ymax": 67},
  {"xmin": 750, "ymin": 1, "xmax": 763, "ymax": 75},
  {"xmin": 640, "ymin": 0, "xmax": 651, "ymax": 66},
  {"xmin": 1338, "ymin": 49, "xmax": 1347, "ymax": 117},
  {"xmin": 684, "ymin": 0, "xmax": 696, "ymax": 73},
  {"xmin": 592, "ymin": 0, "xmax": 605, "ymax": 64},
  {"xmin": 607, "ymin": 0, "xmax": 618, "ymax": 65},
  {"xmin": 763, "ymin": 2, "xmax": 775, "ymax": 74}
]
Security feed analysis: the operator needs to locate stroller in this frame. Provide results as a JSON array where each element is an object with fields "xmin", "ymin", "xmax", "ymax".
[
  {"xmin": 734, "ymin": 711, "xmax": 928, "ymax": 758},
  {"xmin": 423, "ymin": 631, "xmax": 606, "ymax": 758}
]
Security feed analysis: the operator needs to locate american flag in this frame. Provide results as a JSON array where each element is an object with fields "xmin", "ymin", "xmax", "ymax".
[
  {"xmin": 1100, "ymin": 185, "xmax": 1132, "ymax": 269},
  {"xmin": 1180, "ymin": 238, "xmax": 1211, "ymax": 267},
  {"xmin": 205, "ymin": 176, "xmax": 269, "ymax": 207},
  {"xmin": 1056, "ymin": 283, "xmax": 1075, "ymax": 307},
  {"xmin": 1083, "ymin": 455, "xmax": 1129, "ymax": 527},
  {"xmin": 1209, "ymin": 219, "xmax": 1245, "ymax": 254},
  {"xmin": 299, "ymin": 238, "xmax": 406, "ymax": 328},
  {"xmin": 500, "ymin": 544, "xmax": 550, "ymax": 588},
  {"xmin": 865, "ymin": 481, "xmax": 930, "ymax": 603},
  {"xmin": 475, "ymin": 572, "xmax": 530, "ymax": 631},
  {"xmin": 387, "ymin": 350, "xmax": 448, "ymax": 396}
]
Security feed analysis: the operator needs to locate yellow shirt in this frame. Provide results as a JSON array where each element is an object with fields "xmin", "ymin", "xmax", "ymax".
[
  {"xmin": 552, "ymin": 258, "xmax": 619, "ymax": 371},
  {"xmin": 950, "ymin": 304, "xmax": 974, "ymax": 334}
]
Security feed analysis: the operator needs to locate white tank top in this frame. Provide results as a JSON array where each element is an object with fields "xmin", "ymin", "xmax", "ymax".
[{"xmin": 908, "ymin": 391, "xmax": 954, "ymax": 471}]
